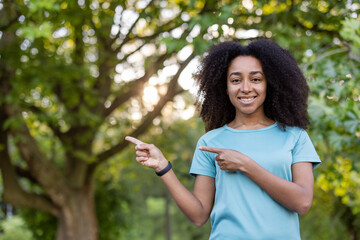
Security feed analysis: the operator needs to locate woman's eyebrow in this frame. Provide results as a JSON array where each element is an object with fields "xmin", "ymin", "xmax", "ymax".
[
  {"xmin": 229, "ymin": 71, "xmax": 264, "ymax": 77},
  {"xmin": 250, "ymin": 71, "xmax": 264, "ymax": 76},
  {"xmin": 229, "ymin": 72, "xmax": 242, "ymax": 77}
]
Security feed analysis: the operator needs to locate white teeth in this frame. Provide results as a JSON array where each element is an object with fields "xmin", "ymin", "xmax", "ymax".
[{"xmin": 239, "ymin": 97, "xmax": 255, "ymax": 102}]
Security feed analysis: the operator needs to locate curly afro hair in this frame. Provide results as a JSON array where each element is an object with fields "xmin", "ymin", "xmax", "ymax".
[{"xmin": 194, "ymin": 39, "xmax": 310, "ymax": 132}]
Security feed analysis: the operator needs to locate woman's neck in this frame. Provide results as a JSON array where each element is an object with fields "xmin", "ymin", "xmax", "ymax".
[{"xmin": 227, "ymin": 114, "xmax": 275, "ymax": 130}]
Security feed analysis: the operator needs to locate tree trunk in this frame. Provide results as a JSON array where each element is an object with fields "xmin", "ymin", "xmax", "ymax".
[{"xmin": 56, "ymin": 185, "xmax": 97, "ymax": 240}]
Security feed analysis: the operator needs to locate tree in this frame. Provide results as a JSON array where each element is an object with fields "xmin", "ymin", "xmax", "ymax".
[{"xmin": 0, "ymin": 0, "xmax": 231, "ymax": 239}]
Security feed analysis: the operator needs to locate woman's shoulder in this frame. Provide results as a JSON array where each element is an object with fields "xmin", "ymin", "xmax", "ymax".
[
  {"xmin": 282, "ymin": 125, "xmax": 310, "ymax": 142},
  {"xmin": 284, "ymin": 125, "xmax": 307, "ymax": 134},
  {"xmin": 198, "ymin": 125, "xmax": 227, "ymax": 142}
]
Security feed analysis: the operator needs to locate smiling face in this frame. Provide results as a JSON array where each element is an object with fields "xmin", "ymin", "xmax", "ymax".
[{"xmin": 227, "ymin": 55, "xmax": 267, "ymax": 119}]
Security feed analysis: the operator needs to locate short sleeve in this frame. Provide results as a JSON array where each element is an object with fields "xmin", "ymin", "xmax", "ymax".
[
  {"xmin": 292, "ymin": 130, "xmax": 321, "ymax": 168},
  {"xmin": 189, "ymin": 137, "xmax": 216, "ymax": 178}
]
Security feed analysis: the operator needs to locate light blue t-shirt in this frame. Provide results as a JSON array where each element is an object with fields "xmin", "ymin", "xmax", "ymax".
[{"xmin": 189, "ymin": 123, "xmax": 321, "ymax": 240}]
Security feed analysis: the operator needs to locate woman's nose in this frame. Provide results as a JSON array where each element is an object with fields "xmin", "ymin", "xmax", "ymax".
[{"xmin": 240, "ymin": 79, "xmax": 251, "ymax": 93}]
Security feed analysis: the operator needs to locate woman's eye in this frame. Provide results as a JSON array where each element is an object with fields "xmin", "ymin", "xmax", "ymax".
[
  {"xmin": 252, "ymin": 78, "xmax": 260, "ymax": 82},
  {"xmin": 231, "ymin": 79, "xmax": 240, "ymax": 83}
]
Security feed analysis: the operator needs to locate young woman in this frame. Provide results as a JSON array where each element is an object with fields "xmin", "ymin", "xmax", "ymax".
[{"xmin": 126, "ymin": 39, "xmax": 321, "ymax": 239}]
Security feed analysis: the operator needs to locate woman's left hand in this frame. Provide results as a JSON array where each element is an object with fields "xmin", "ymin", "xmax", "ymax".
[{"xmin": 199, "ymin": 146, "xmax": 251, "ymax": 172}]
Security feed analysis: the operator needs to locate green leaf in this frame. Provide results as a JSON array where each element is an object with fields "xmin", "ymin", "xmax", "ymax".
[
  {"xmin": 20, "ymin": 22, "xmax": 53, "ymax": 41},
  {"xmin": 343, "ymin": 119, "xmax": 359, "ymax": 133}
]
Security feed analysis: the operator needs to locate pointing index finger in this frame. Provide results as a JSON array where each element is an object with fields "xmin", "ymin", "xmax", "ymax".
[
  {"xmin": 199, "ymin": 146, "xmax": 223, "ymax": 154},
  {"xmin": 125, "ymin": 136, "xmax": 144, "ymax": 145}
]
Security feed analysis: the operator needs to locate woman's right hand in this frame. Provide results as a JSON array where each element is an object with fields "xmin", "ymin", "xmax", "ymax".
[
  {"xmin": 126, "ymin": 137, "xmax": 215, "ymax": 226},
  {"xmin": 125, "ymin": 136, "xmax": 169, "ymax": 172}
]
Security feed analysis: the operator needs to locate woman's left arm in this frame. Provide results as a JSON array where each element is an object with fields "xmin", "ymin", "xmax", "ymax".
[
  {"xmin": 199, "ymin": 146, "xmax": 314, "ymax": 215},
  {"xmin": 244, "ymin": 161, "xmax": 314, "ymax": 215}
]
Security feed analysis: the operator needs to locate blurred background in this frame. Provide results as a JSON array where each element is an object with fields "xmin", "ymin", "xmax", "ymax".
[{"xmin": 0, "ymin": 0, "xmax": 359, "ymax": 239}]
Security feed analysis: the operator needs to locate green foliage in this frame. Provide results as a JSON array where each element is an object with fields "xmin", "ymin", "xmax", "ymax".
[
  {"xmin": 19, "ymin": 210, "xmax": 56, "ymax": 240},
  {"xmin": 0, "ymin": 216, "xmax": 34, "ymax": 240},
  {"xmin": 27, "ymin": 0, "xmax": 60, "ymax": 13},
  {"xmin": 95, "ymin": 174, "xmax": 134, "ymax": 240},
  {"xmin": 300, "ymin": 187, "xmax": 351, "ymax": 240},
  {"xmin": 161, "ymin": 37, "xmax": 188, "ymax": 53},
  {"xmin": 299, "ymin": 3, "xmax": 360, "ymax": 237},
  {"xmin": 20, "ymin": 22, "xmax": 53, "ymax": 41},
  {"xmin": 340, "ymin": 18, "xmax": 360, "ymax": 56}
]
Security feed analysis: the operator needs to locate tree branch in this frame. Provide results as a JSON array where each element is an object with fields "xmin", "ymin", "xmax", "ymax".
[
  {"xmin": 110, "ymin": 0, "xmax": 156, "ymax": 48},
  {"xmin": 114, "ymin": 10, "xmax": 184, "ymax": 53},
  {"xmin": 15, "ymin": 166, "xmax": 39, "ymax": 184},
  {"xmin": 0, "ymin": 111, "xmax": 59, "ymax": 216},
  {"xmin": 0, "ymin": 0, "xmax": 21, "ymax": 31},
  {"xmin": 91, "ymin": 52, "xmax": 195, "ymax": 169},
  {"xmin": 25, "ymin": 104, "xmax": 66, "ymax": 140},
  {"xmin": 4, "ymin": 105, "xmax": 68, "ymax": 207},
  {"xmin": 102, "ymin": 54, "xmax": 169, "ymax": 118},
  {"xmin": 0, "ymin": 15, "xmax": 19, "ymax": 31},
  {"xmin": 120, "ymin": 40, "xmax": 147, "ymax": 63},
  {"xmin": 93, "ymin": 57, "xmax": 115, "ymax": 113}
]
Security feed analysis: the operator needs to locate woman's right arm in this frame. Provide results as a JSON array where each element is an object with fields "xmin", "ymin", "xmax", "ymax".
[
  {"xmin": 161, "ymin": 170, "xmax": 215, "ymax": 226},
  {"xmin": 125, "ymin": 136, "xmax": 215, "ymax": 226}
]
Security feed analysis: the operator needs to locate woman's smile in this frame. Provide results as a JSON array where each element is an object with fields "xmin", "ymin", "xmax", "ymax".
[{"xmin": 237, "ymin": 96, "xmax": 257, "ymax": 104}]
